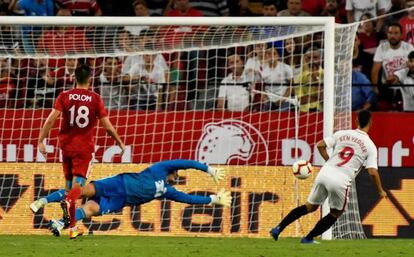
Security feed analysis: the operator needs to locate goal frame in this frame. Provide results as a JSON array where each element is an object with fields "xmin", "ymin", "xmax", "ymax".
[{"xmin": 0, "ymin": 16, "xmax": 336, "ymax": 239}]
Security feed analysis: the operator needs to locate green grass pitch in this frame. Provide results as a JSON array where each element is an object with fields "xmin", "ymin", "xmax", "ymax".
[{"xmin": 0, "ymin": 235, "xmax": 413, "ymax": 257}]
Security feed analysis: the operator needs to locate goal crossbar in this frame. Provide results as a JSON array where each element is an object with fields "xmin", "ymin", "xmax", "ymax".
[{"xmin": 2, "ymin": 16, "xmax": 335, "ymax": 26}]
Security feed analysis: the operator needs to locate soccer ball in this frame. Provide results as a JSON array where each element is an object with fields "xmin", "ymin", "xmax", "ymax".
[{"xmin": 292, "ymin": 160, "xmax": 312, "ymax": 180}]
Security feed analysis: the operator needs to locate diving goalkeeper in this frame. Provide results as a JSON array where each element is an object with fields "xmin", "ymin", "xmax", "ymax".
[{"xmin": 52, "ymin": 159, "xmax": 232, "ymax": 238}]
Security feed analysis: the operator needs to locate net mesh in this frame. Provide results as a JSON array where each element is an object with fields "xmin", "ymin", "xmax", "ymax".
[{"xmin": 0, "ymin": 19, "xmax": 361, "ymax": 238}]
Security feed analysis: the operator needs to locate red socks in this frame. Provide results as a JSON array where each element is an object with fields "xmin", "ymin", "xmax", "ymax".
[{"xmin": 65, "ymin": 187, "xmax": 82, "ymax": 227}]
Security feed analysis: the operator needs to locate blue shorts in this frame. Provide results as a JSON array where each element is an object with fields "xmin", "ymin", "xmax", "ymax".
[{"xmin": 91, "ymin": 174, "xmax": 127, "ymax": 215}]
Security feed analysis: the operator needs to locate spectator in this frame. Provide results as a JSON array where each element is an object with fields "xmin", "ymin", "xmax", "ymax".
[
  {"xmin": 383, "ymin": 0, "xmax": 407, "ymax": 27},
  {"xmin": 11, "ymin": 0, "xmax": 53, "ymax": 16},
  {"xmin": 301, "ymin": 45, "xmax": 322, "ymax": 73},
  {"xmin": 399, "ymin": 1, "xmax": 414, "ymax": 44},
  {"xmin": 393, "ymin": 51, "xmax": 414, "ymax": 112},
  {"xmin": 115, "ymin": 29, "xmax": 136, "ymax": 64},
  {"xmin": 128, "ymin": 54, "xmax": 168, "ymax": 110},
  {"xmin": 283, "ymin": 38, "xmax": 301, "ymax": 76},
  {"xmin": 188, "ymin": 0, "xmax": 229, "ymax": 16},
  {"xmin": 228, "ymin": 0, "xmax": 254, "ymax": 16},
  {"xmin": 322, "ymin": 0, "xmax": 347, "ymax": 23},
  {"xmin": 371, "ymin": 23, "xmax": 414, "ymax": 106},
  {"xmin": 166, "ymin": 0, "xmax": 203, "ymax": 16},
  {"xmin": 3, "ymin": 0, "xmax": 24, "ymax": 15},
  {"xmin": 98, "ymin": 57, "xmax": 129, "ymax": 110},
  {"xmin": 278, "ymin": 0, "xmax": 310, "ymax": 16},
  {"xmin": 302, "ymin": 0, "xmax": 326, "ymax": 16},
  {"xmin": 53, "ymin": 57, "xmax": 78, "ymax": 91},
  {"xmin": 37, "ymin": 9, "xmax": 93, "ymax": 57},
  {"xmin": 165, "ymin": 0, "xmax": 204, "ymax": 109},
  {"xmin": 56, "ymin": 0, "xmax": 102, "ymax": 16},
  {"xmin": 352, "ymin": 70, "xmax": 377, "ymax": 111},
  {"xmin": 118, "ymin": 31, "xmax": 169, "ymax": 100},
  {"xmin": 10, "ymin": 0, "xmax": 54, "ymax": 54},
  {"xmin": 261, "ymin": 47, "xmax": 294, "ymax": 111},
  {"xmin": 217, "ymin": 54, "xmax": 255, "ymax": 112},
  {"xmin": 0, "ymin": 26, "xmax": 20, "ymax": 54},
  {"xmin": 124, "ymin": 0, "xmax": 150, "ymax": 37},
  {"xmin": 28, "ymin": 58, "xmax": 59, "ymax": 108},
  {"xmin": 163, "ymin": 0, "xmax": 203, "ymax": 44},
  {"xmin": 295, "ymin": 47, "xmax": 324, "ymax": 112},
  {"xmin": 346, "ymin": 0, "xmax": 386, "ymax": 31},
  {"xmin": 244, "ymin": 43, "xmax": 267, "ymax": 79},
  {"xmin": 353, "ymin": 32, "xmax": 374, "ymax": 79},
  {"xmin": 358, "ymin": 13, "xmax": 383, "ymax": 55},
  {"xmin": 262, "ymin": 0, "xmax": 278, "ymax": 16}
]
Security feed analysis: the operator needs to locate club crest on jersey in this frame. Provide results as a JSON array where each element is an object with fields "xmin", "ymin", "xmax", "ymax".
[
  {"xmin": 195, "ymin": 120, "xmax": 269, "ymax": 165},
  {"xmin": 69, "ymin": 94, "xmax": 92, "ymax": 102}
]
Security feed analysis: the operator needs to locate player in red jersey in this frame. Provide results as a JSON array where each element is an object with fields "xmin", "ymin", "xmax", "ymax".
[{"xmin": 30, "ymin": 64, "xmax": 125, "ymax": 238}]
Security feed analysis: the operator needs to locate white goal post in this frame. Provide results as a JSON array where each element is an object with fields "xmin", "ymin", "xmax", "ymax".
[{"xmin": 0, "ymin": 16, "xmax": 361, "ymax": 239}]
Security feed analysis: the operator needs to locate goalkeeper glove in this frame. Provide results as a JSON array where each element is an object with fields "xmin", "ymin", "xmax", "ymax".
[
  {"xmin": 207, "ymin": 167, "xmax": 225, "ymax": 184},
  {"xmin": 210, "ymin": 188, "xmax": 232, "ymax": 207}
]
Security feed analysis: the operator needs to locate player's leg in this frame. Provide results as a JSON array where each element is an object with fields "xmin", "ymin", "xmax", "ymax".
[
  {"xmin": 61, "ymin": 180, "xmax": 95, "ymax": 231},
  {"xmin": 301, "ymin": 208, "xmax": 344, "ymax": 244},
  {"xmin": 270, "ymin": 202, "xmax": 319, "ymax": 241},
  {"xmin": 30, "ymin": 155, "xmax": 73, "ymax": 213},
  {"xmin": 50, "ymin": 198, "xmax": 100, "ymax": 237},
  {"xmin": 270, "ymin": 178, "xmax": 326, "ymax": 241},
  {"xmin": 62, "ymin": 152, "xmax": 93, "ymax": 230},
  {"xmin": 68, "ymin": 179, "xmax": 125, "ymax": 239},
  {"xmin": 302, "ymin": 181, "xmax": 350, "ymax": 243},
  {"xmin": 30, "ymin": 189, "xmax": 66, "ymax": 213}
]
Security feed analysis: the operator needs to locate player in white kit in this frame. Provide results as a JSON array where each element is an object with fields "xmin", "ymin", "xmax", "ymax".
[{"xmin": 270, "ymin": 110, "xmax": 387, "ymax": 244}]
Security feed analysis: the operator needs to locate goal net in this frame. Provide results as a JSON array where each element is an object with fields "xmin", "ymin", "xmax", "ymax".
[{"xmin": 0, "ymin": 17, "xmax": 360, "ymax": 239}]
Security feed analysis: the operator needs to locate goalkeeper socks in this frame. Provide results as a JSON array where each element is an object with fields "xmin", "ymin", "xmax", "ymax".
[
  {"xmin": 278, "ymin": 205, "xmax": 308, "ymax": 232},
  {"xmin": 75, "ymin": 208, "xmax": 87, "ymax": 222},
  {"xmin": 45, "ymin": 189, "xmax": 65, "ymax": 203},
  {"xmin": 305, "ymin": 213, "xmax": 337, "ymax": 240}
]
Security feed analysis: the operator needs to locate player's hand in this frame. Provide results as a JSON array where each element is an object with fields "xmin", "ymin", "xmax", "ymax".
[
  {"xmin": 207, "ymin": 167, "xmax": 225, "ymax": 184},
  {"xmin": 210, "ymin": 188, "xmax": 232, "ymax": 207},
  {"xmin": 119, "ymin": 143, "xmax": 126, "ymax": 156},
  {"xmin": 38, "ymin": 142, "xmax": 47, "ymax": 158}
]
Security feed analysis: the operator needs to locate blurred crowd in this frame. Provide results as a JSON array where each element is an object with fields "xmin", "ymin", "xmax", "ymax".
[{"xmin": 0, "ymin": 0, "xmax": 414, "ymax": 112}]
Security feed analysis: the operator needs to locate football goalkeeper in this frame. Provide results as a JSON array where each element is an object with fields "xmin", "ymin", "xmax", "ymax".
[{"xmin": 52, "ymin": 159, "xmax": 231, "ymax": 238}]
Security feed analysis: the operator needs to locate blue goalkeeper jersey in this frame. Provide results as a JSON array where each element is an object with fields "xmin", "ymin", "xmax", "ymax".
[{"xmin": 121, "ymin": 159, "xmax": 211, "ymax": 205}]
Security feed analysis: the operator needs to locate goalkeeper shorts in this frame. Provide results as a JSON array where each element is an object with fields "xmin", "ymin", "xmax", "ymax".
[{"xmin": 91, "ymin": 175, "xmax": 127, "ymax": 215}]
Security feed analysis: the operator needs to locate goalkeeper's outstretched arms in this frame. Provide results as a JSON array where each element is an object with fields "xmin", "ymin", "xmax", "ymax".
[
  {"xmin": 151, "ymin": 159, "xmax": 225, "ymax": 183},
  {"xmin": 163, "ymin": 185, "xmax": 232, "ymax": 207}
]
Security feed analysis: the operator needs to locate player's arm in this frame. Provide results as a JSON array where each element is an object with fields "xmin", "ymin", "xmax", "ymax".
[
  {"xmin": 38, "ymin": 109, "xmax": 61, "ymax": 156},
  {"xmin": 99, "ymin": 116, "xmax": 126, "ymax": 154},
  {"xmin": 164, "ymin": 185, "xmax": 232, "ymax": 207},
  {"xmin": 366, "ymin": 146, "xmax": 386, "ymax": 198},
  {"xmin": 371, "ymin": 61, "xmax": 382, "ymax": 95},
  {"xmin": 316, "ymin": 140, "xmax": 329, "ymax": 161},
  {"xmin": 217, "ymin": 97, "xmax": 225, "ymax": 110},
  {"xmin": 367, "ymin": 168, "xmax": 387, "ymax": 198},
  {"xmin": 216, "ymin": 85, "xmax": 226, "ymax": 110},
  {"xmin": 154, "ymin": 159, "xmax": 225, "ymax": 183}
]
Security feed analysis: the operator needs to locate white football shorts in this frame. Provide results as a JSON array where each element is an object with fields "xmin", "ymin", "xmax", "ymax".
[{"xmin": 307, "ymin": 166, "xmax": 352, "ymax": 211}]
